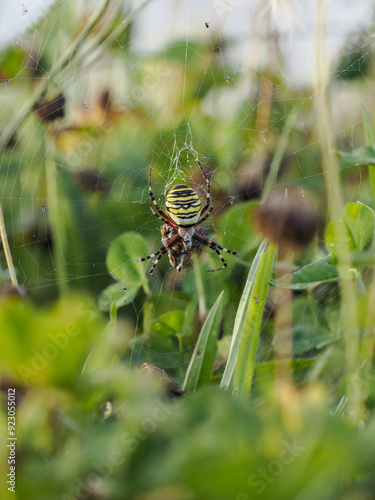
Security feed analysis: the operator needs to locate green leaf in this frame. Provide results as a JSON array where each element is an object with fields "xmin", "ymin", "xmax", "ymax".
[
  {"xmin": 220, "ymin": 239, "xmax": 276, "ymax": 397},
  {"xmin": 81, "ymin": 302, "xmax": 119, "ymax": 374},
  {"xmin": 0, "ymin": 296, "xmax": 104, "ymax": 387},
  {"xmin": 231, "ymin": 242, "xmax": 276, "ymax": 398},
  {"xmin": 363, "ymin": 106, "xmax": 375, "ymax": 149},
  {"xmin": 150, "ymin": 310, "xmax": 185, "ymax": 336},
  {"xmin": 218, "ymin": 200, "xmax": 259, "ymax": 256},
  {"xmin": 325, "ymin": 216, "xmax": 356, "ymax": 257},
  {"xmin": 183, "ymin": 291, "xmax": 224, "ymax": 392},
  {"xmin": 131, "ymin": 333, "xmax": 187, "ymax": 376},
  {"xmin": 325, "ymin": 202, "xmax": 375, "ymax": 257},
  {"xmin": 292, "ymin": 297, "xmax": 333, "ymax": 355},
  {"xmin": 0, "ymin": 46, "xmax": 25, "ymax": 78},
  {"xmin": 273, "ymin": 260, "xmax": 340, "ymax": 290},
  {"xmin": 254, "ymin": 357, "xmax": 317, "ymax": 383},
  {"xmin": 181, "ymin": 298, "xmax": 197, "ymax": 336},
  {"xmin": 104, "ymin": 231, "xmax": 151, "ymax": 309},
  {"xmin": 98, "ymin": 282, "xmax": 139, "ymax": 312},
  {"xmin": 220, "ymin": 239, "xmax": 269, "ymax": 390},
  {"xmin": 335, "ymin": 146, "xmax": 375, "ymax": 167},
  {"xmin": 344, "ymin": 202, "xmax": 375, "ymax": 250}
]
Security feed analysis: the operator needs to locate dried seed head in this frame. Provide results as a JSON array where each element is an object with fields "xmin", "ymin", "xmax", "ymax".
[
  {"xmin": 74, "ymin": 168, "xmax": 111, "ymax": 195},
  {"xmin": 253, "ymin": 188, "xmax": 317, "ymax": 252},
  {"xmin": 34, "ymin": 93, "xmax": 65, "ymax": 122},
  {"xmin": 139, "ymin": 363, "xmax": 184, "ymax": 399},
  {"xmin": 0, "ymin": 284, "xmax": 27, "ymax": 299}
]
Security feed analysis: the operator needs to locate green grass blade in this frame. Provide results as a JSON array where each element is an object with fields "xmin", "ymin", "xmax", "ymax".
[
  {"xmin": 243, "ymin": 244, "xmax": 276, "ymax": 395},
  {"xmin": 220, "ymin": 239, "xmax": 269, "ymax": 390},
  {"xmin": 362, "ymin": 105, "xmax": 375, "ymax": 199},
  {"xmin": 231, "ymin": 243, "xmax": 276, "ymax": 398},
  {"xmin": 183, "ymin": 291, "xmax": 224, "ymax": 393},
  {"xmin": 363, "ymin": 105, "xmax": 375, "ymax": 148}
]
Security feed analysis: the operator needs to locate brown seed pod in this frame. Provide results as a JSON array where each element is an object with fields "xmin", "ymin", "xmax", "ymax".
[
  {"xmin": 0, "ymin": 284, "xmax": 27, "ymax": 299},
  {"xmin": 138, "ymin": 363, "xmax": 185, "ymax": 399},
  {"xmin": 253, "ymin": 188, "xmax": 317, "ymax": 252},
  {"xmin": 74, "ymin": 168, "xmax": 112, "ymax": 195},
  {"xmin": 34, "ymin": 93, "xmax": 65, "ymax": 122}
]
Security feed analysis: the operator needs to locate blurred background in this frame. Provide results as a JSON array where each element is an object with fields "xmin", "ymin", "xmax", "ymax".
[
  {"xmin": 2, "ymin": 1, "xmax": 375, "ymax": 499},
  {"xmin": 1, "ymin": 0, "xmax": 374, "ymax": 299}
]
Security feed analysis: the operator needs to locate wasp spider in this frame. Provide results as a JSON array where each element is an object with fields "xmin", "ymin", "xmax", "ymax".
[{"xmin": 135, "ymin": 162, "xmax": 239, "ymax": 277}]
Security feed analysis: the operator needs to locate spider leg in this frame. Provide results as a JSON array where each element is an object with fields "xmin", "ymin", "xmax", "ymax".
[
  {"xmin": 193, "ymin": 233, "xmax": 239, "ymax": 272},
  {"xmin": 207, "ymin": 246, "xmax": 227, "ymax": 272},
  {"xmin": 194, "ymin": 203, "xmax": 214, "ymax": 228},
  {"xmin": 148, "ymin": 249, "xmax": 168, "ymax": 277},
  {"xmin": 150, "ymin": 207, "xmax": 178, "ymax": 228},
  {"xmin": 134, "ymin": 233, "xmax": 182, "ymax": 278},
  {"xmin": 148, "ymin": 166, "xmax": 177, "ymax": 227}
]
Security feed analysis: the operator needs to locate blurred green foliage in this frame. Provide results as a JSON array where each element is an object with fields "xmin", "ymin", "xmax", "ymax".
[
  {"xmin": 1, "ymin": 1, "xmax": 375, "ymax": 499},
  {"xmin": 2, "ymin": 302, "xmax": 375, "ymax": 500}
]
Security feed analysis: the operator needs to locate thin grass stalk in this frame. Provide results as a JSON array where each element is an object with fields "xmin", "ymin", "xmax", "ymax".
[
  {"xmin": 0, "ymin": 203, "xmax": 19, "ymax": 289},
  {"xmin": 0, "ymin": 0, "xmax": 110, "ymax": 149},
  {"xmin": 193, "ymin": 254, "xmax": 206, "ymax": 316},
  {"xmin": 358, "ymin": 109, "xmax": 375, "ymax": 406},
  {"xmin": 314, "ymin": 0, "xmax": 358, "ymax": 412},
  {"xmin": 363, "ymin": 106, "xmax": 375, "ymax": 199},
  {"xmin": 54, "ymin": 7, "xmax": 121, "ymax": 87},
  {"xmin": 59, "ymin": 0, "xmax": 152, "ymax": 92},
  {"xmin": 0, "ymin": 0, "xmax": 152, "ymax": 150},
  {"xmin": 45, "ymin": 157, "xmax": 68, "ymax": 294},
  {"xmin": 262, "ymin": 110, "xmax": 298, "ymax": 201},
  {"xmin": 51, "ymin": 0, "xmax": 112, "ymax": 77}
]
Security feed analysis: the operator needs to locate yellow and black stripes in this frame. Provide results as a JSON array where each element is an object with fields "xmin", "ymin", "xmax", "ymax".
[
  {"xmin": 148, "ymin": 167, "xmax": 178, "ymax": 229},
  {"xmin": 134, "ymin": 164, "xmax": 238, "ymax": 276},
  {"xmin": 166, "ymin": 184, "xmax": 202, "ymax": 227}
]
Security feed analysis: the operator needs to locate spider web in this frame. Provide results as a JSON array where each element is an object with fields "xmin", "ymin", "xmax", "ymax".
[{"xmin": 0, "ymin": 0, "xmax": 374, "ymax": 389}]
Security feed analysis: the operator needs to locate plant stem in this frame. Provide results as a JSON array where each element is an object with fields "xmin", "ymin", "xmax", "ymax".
[
  {"xmin": 262, "ymin": 110, "xmax": 297, "ymax": 201},
  {"xmin": 362, "ymin": 105, "xmax": 375, "ymax": 199},
  {"xmin": 0, "ymin": 0, "xmax": 111, "ymax": 149},
  {"xmin": 193, "ymin": 254, "xmax": 206, "ymax": 316},
  {"xmin": 45, "ymin": 150, "xmax": 68, "ymax": 294},
  {"xmin": 0, "ymin": 203, "xmax": 19, "ymax": 289},
  {"xmin": 272, "ymin": 250, "xmax": 294, "ymax": 385},
  {"xmin": 0, "ymin": 0, "xmax": 152, "ymax": 150},
  {"xmin": 314, "ymin": 0, "xmax": 358, "ymax": 412}
]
